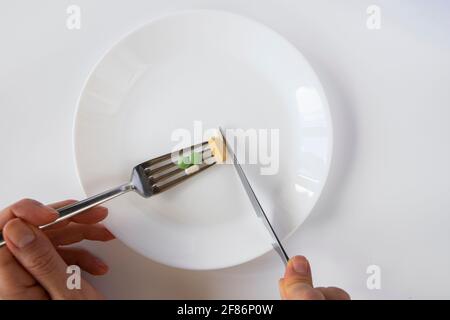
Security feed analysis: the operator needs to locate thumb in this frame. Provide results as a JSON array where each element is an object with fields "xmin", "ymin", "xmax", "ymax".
[
  {"xmin": 280, "ymin": 256, "xmax": 325, "ymax": 300},
  {"xmin": 3, "ymin": 218, "xmax": 74, "ymax": 299}
]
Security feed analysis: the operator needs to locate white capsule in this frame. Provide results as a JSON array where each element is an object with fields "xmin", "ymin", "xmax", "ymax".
[{"xmin": 185, "ymin": 164, "xmax": 200, "ymax": 175}]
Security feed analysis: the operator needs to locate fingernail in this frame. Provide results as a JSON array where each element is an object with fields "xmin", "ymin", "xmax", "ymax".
[
  {"xmin": 5, "ymin": 219, "xmax": 36, "ymax": 248},
  {"xmin": 292, "ymin": 256, "xmax": 309, "ymax": 275},
  {"xmin": 95, "ymin": 258, "xmax": 108, "ymax": 271},
  {"xmin": 98, "ymin": 206, "xmax": 108, "ymax": 213},
  {"xmin": 47, "ymin": 206, "xmax": 60, "ymax": 217},
  {"xmin": 104, "ymin": 229, "xmax": 115, "ymax": 240}
]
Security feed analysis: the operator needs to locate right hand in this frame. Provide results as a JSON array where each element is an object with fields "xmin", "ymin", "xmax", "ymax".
[{"xmin": 279, "ymin": 255, "xmax": 350, "ymax": 300}]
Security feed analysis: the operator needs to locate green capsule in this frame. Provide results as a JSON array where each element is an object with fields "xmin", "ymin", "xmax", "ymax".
[
  {"xmin": 191, "ymin": 152, "xmax": 202, "ymax": 165},
  {"xmin": 177, "ymin": 152, "xmax": 202, "ymax": 169},
  {"xmin": 177, "ymin": 158, "xmax": 191, "ymax": 169}
]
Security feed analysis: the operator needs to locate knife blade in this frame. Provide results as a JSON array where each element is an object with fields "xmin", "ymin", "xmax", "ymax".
[{"xmin": 219, "ymin": 127, "xmax": 289, "ymax": 265}]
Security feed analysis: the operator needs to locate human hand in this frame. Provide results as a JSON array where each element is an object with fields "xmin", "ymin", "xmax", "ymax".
[
  {"xmin": 0, "ymin": 199, "xmax": 115, "ymax": 299},
  {"xmin": 279, "ymin": 255, "xmax": 350, "ymax": 300}
]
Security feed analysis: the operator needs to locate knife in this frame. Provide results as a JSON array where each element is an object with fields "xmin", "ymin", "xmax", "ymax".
[{"xmin": 219, "ymin": 127, "xmax": 289, "ymax": 265}]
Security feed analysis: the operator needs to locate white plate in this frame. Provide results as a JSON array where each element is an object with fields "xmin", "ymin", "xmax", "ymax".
[{"xmin": 74, "ymin": 10, "xmax": 332, "ymax": 270}]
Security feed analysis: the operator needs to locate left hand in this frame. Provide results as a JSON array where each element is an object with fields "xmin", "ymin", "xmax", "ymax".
[{"xmin": 0, "ymin": 199, "xmax": 115, "ymax": 299}]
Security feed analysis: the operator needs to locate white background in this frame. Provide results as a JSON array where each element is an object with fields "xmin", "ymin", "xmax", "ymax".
[{"xmin": 1, "ymin": 0, "xmax": 449, "ymax": 299}]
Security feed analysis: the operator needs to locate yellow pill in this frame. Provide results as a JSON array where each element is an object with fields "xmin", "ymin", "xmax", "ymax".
[{"xmin": 208, "ymin": 132, "xmax": 227, "ymax": 164}]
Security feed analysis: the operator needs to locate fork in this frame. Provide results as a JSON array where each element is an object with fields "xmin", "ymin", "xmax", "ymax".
[{"xmin": 0, "ymin": 141, "xmax": 215, "ymax": 247}]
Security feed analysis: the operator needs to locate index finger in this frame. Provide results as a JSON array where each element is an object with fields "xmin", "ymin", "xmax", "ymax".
[
  {"xmin": 0, "ymin": 199, "xmax": 59, "ymax": 297},
  {"xmin": 45, "ymin": 200, "xmax": 108, "ymax": 229},
  {"xmin": 0, "ymin": 199, "xmax": 58, "ymax": 229}
]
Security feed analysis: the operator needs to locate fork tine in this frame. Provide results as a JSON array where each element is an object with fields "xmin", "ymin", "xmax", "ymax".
[
  {"xmin": 152, "ymin": 167, "xmax": 183, "ymax": 183},
  {"xmin": 153, "ymin": 153, "xmax": 215, "ymax": 183},
  {"xmin": 153, "ymin": 162, "xmax": 216, "ymax": 194},
  {"xmin": 148, "ymin": 148, "xmax": 212, "ymax": 175},
  {"xmin": 143, "ymin": 141, "xmax": 210, "ymax": 169},
  {"xmin": 148, "ymin": 161, "xmax": 177, "ymax": 176},
  {"xmin": 142, "ymin": 152, "xmax": 172, "ymax": 168},
  {"xmin": 178, "ymin": 141, "xmax": 209, "ymax": 154}
]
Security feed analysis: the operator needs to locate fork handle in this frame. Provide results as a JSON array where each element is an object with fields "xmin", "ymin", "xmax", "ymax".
[{"xmin": 0, "ymin": 183, "xmax": 134, "ymax": 248}]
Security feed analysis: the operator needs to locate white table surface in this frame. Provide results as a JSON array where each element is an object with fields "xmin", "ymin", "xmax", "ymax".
[{"xmin": 1, "ymin": 0, "xmax": 449, "ymax": 299}]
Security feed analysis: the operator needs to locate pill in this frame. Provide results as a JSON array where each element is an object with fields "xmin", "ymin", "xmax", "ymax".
[
  {"xmin": 191, "ymin": 152, "xmax": 202, "ymax": 164},
  {"xmin": 208, "ymin": 133, "xmax": 227, "ymax": 163},
  {"xmin": 177, "ymin": 152, "xmax": 202, "ymax": 169},
  {"xmin": 185, "ymin": 164, "xmax": 200, "ymax": 175}
]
